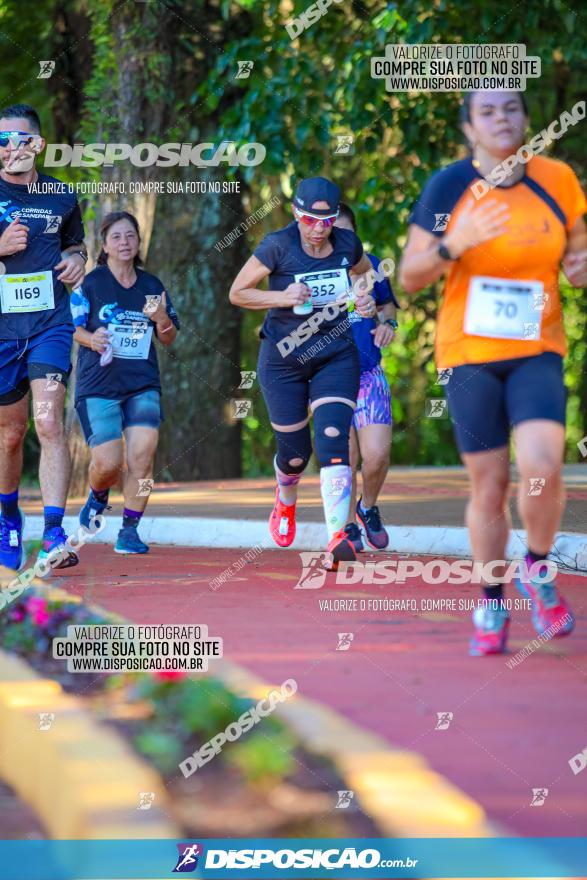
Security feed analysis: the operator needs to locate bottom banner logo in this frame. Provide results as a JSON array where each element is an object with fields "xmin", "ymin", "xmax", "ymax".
[{"xmin": 173, "ymin": 843, "xmax": 203, "ymax": 873}]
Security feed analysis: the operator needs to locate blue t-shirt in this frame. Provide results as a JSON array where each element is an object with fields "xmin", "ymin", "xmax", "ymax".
[
  {"xmin": 0, "ymin": 174, "xmax": 84, "ymax": 339},
  {"xmin": 72, "ymin": 264, "xmax": 179, "ymax": 402},
  {"xmin": 349, "ymin": 253, "xmax": 398, "ymax": 373},
  {"xmin": 254, "ymin": 221, "xmax": 363, "ymax": 353}
]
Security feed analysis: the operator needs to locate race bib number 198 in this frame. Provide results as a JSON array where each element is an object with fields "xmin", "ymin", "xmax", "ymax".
[
  {"xmin": 464, "ymin": 276, "xmax": 544, "ymax": 341},
  {"xmin": 108, "ymin": 322, "xmax": 153, "ymax": 359}
]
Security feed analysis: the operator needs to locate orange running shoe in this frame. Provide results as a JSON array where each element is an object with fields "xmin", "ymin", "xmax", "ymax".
[
  {"xmin": 324, "ymin": 529, "xmax": 357, "ymax": 572},
  {"xmin": 269, "ymin": 488, "xmax": 297, "ymax": 547}
]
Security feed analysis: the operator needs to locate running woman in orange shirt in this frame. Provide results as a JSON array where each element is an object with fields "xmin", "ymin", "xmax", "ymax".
[{"xmin": 399, "ymin": 90, "xmax": 587, "ymax": 655}]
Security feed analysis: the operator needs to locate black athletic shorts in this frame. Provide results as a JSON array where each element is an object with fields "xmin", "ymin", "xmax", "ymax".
[
  {"xmin": 444, "ymin": 352, "xmax": 566, "ymax": 454},
  {"xmin": 257, "ymin": 338, "xmax": 360, "ymax": 426}
]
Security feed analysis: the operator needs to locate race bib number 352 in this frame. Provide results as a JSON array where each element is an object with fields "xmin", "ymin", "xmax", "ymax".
[
  {"xmin": 464, "ymin": 276, "xmax": 544, "ymax": 341},
  {"xmin": 0, "ymin": 272, "xmax": 55, "ymax": 314},
  {"xmin": 294, "ymin": 268, "xmax": 349, "ymax": 306}
]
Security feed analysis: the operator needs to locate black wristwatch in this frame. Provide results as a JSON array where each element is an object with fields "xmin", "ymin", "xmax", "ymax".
[
  {"xmin": 71, "ymin": 249, "xmax": 88, "ymax": 263},
  {"xmin": 438, "ymin": 241, "xmax": 456, "ymax": 261},
  {"xmin": 384, "ymin": 318, "xmax": 398, "ymax": 329}
]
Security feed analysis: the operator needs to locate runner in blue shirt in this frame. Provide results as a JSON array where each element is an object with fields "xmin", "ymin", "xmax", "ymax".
[
  {"xmin": 334, "ymin": 204, "xmax": 398, "ymax": 551},
  {"xmin": 0, "ymin": 104, "xmax": 87, "ymax": 570},
  {"xmin": 71, "ymin": 211, "xmax": 179, "ymax": 554},
  {"xmin": 230, "ymin": 177, "xmax": 377, "ymax": 570}
]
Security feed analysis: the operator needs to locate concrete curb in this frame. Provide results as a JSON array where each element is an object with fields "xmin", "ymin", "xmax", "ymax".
[
  {"xmin": 0, "ymin": 649, "xmax": 179, "ymax": 839},
  {"xmin": 24, "ymin": 516, "xmax": 587, "ymax": 572}
]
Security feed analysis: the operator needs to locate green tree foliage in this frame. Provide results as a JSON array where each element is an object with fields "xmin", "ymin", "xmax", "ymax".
[
  {"xmin": 200, "ymin": 0, "xmax": 587, "ymax": 468},
  {"xmin": 1, "ymin": 0, "xmax": 586, "ymax": 479}
]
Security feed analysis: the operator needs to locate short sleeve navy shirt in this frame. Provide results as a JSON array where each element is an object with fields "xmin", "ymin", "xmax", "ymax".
[
  {"xmin": 253, "ymin": 221, "xmax": 363, "ymax": 348},
  {"xmin": 0, "ymin": 174, "xmax": 85, "ymax": 339},
  {"xmin": 73, "ymin": 264, "xmax": 179, "ymax": 402},
  {"xmin": 349, "ymin": 253, "xmax": 398, "ymax": 373}
]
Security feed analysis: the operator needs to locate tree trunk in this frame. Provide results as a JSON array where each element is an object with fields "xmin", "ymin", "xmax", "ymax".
[
  {"xmin": 148, "ymin": 160, "xmax": 247, "ymax": 480},
  {"xmin": 66, "ymin": 0, "xmax": 251, "ymax": 483},
  {"xmin": 46, "ymin": 2, "xmax": 94, "ymax": 142},
  {"xmin": 67, "ymin": 0, "xmax": 177, "ymax": 495}
]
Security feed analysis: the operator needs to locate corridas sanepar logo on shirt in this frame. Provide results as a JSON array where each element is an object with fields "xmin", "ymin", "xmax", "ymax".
[
  {"xmin": 0, "ymin": 201, "xmax": 16, "ymax": 223},
  {"xmin": 173, "ymin": 842, "xmax": 203, "ymax": 872},
  {"xmin": 98, "ymin": 302, "xmax": 148, "ymax": 327},
  {"xmin": 0, "ymin": 200, "xmax": 62, "ymax": 233}
]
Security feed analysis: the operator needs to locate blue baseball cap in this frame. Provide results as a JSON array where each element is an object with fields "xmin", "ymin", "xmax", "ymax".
[{"xmin": 293, "ymin": 177, "xmax": 341, "ymax": 216}]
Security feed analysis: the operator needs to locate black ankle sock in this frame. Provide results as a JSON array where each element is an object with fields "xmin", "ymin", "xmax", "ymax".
[
  {"xmin": 91, "ymin": 487, "xmax": 109, "ymax": 504},
  {"xmin": 0, "ymin": 490, "xmax": 19, "ymax": 520},
  {"xmin": 527, "ymin": 548, "xmax": 546, "ymax": 564},
  {"xmin": 483, "ymin": 583, "xmax": 503, "ymax": 602}
]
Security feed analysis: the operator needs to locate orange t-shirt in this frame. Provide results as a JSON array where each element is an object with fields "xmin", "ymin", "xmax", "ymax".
[{"xmin": 409, "ymin": 155, "xmax": 587, "ymax": 368}]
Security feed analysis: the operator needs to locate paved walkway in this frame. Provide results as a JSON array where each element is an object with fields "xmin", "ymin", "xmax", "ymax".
[
  {"xmin": 19, "ymin": 464, "xmax": 587, "ymax": 840},
  {"xmin": 59, "ymin": 543, "xmax": 587, "ymax": 840},
  {"xmin": 19, "ymin": 465, "xmax": 587, "ymax": 533}
]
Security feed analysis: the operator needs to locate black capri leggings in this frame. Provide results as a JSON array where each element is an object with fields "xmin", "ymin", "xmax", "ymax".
[{"xmin": 257, "ymin": 339, "xmax": 360, "ymax": 470}]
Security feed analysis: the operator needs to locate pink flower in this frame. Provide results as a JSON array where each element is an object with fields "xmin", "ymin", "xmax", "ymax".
[
  {"xmin": 152, "ymin": 669, "xmax": 186, "ymax": 682},
  {"xmin": 25, "ymin": 597, "xmax": 50, "ymax": 627}
]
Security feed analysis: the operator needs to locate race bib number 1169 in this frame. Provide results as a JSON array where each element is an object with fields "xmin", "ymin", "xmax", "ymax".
[{"xmin": 0, "ymin": 272, "xmax": 55, "ymax": 314}]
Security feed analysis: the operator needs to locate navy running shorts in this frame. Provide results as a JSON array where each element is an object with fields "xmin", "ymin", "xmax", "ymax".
[
  {"xmin": 0, "ymin": 324, "xmax": 74, "ymax": 404},
  {"xmin": 444, "ymin": 352, "xmax": 566, "ymax": 454},
  {"xmin": 76, "ymin": 388, "xmax": 162, "ymax": 448},
  {"xmin": 257, "ymin": 338, "xmax": 360, "ymax": 426}
]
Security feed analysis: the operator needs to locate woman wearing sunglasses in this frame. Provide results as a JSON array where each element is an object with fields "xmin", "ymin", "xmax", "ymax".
[
  {"xmin": 230, "ymin": 177, "xmax": 377, "ymax": 569},
  {"xmin": 0, "ymin": 103, "xmax": 87, "ymax": 572}
]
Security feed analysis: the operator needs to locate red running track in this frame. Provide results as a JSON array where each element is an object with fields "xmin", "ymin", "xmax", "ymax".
[{"xmin": 60, "ymin": 544, "xmax": 587, "ymax": 838}]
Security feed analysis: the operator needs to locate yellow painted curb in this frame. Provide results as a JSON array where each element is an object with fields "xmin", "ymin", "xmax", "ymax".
[
  {"xmin": 0, "ymin": 649, "xmax": 179, "ymax": 839},
  {"xmin": 215, "ymin": 663, "xmax": 495, "ymax": 839},
  {"xmin": 64, "ymin": 588, "xmax": 501, "ymax": 841}
]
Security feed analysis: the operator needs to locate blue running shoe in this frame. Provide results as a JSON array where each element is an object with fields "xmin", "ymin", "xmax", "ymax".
[
  {"xmin": 0, "ymin": 509, "xmax": 25, "ymax": 571},
  {"xmin": 469, "ymin": 604, "xmax": 510, "ymax": 656},
  {"xmin": 79, "ymin": 490, "xmax": 110, "ymax": 530},
  {"xmin": 38, "ymin": 526, "xmax": 79, "ymax": 571},
  {"xmin": 515, "ymin": 558, "xmax": 575, "ymax": 638},
  {"xmin": 115, "ymin": 525, "xmax": 149, "ymax": 555}
]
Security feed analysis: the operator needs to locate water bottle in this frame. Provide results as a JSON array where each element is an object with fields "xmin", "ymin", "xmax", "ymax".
[{"xmin": 293, "ymin": 300, "xmax": 313, "ymax": 316}]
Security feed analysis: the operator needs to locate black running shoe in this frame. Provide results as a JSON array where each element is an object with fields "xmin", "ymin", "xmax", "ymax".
[
  {"xmin": 344, "ymin": 522, "xmax": 364, "ymax": 553},
  {"xmin": 356, "ymin": 498, "xmax": 389, "ymax": 550}
]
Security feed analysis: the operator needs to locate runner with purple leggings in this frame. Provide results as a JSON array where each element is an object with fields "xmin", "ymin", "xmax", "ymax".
[{"xmin": 334, "ymin": 204, "xmax": 399, "ymax": 551}]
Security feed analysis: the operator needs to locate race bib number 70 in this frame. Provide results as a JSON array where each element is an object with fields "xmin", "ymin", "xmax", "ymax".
[{"xmin": 464, "ymin": 276, "xmax": 544, "ymax": 341}]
